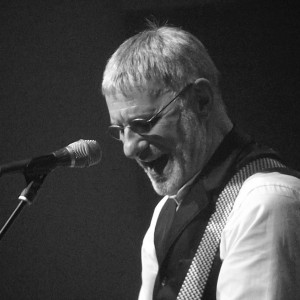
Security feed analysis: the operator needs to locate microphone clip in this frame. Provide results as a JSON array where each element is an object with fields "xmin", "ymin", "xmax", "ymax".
[
  {"xmin": 20, "ymin": 172, "xmax": 49, "ymax": 205},
  {"xmin": 0, "ymin": 171, "xmax": 49, "ymax": 241}
]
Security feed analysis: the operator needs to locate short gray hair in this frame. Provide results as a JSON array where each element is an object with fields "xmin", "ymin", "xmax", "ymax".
[{"xmin": 102, "ymin": 24, "xmax": 221, "ymax": 98}]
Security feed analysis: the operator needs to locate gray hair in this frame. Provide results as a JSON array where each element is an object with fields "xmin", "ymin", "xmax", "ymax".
[{"xmin": 102, "ymin": 24, "xmax": 221, "ymax": 99}]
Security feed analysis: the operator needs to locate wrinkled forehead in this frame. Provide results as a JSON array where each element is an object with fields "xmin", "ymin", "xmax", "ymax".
[{"xmin": 105, "ymin": 82, "xmax": 172, "ymax": 112}]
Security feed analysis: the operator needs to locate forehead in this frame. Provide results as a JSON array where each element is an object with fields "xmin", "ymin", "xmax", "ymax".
[
  {"xmin": 105, "ymin": 85, "xmax": 171, "ymax": 122},
  {"xmin": 106, "ymin": 89, "xmax": 160, "ymax": 111}
]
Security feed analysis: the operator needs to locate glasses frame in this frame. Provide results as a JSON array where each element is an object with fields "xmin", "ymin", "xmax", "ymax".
[{"xmin": 108, "ymin": 82, "xmax": 193, "ymax": 141}]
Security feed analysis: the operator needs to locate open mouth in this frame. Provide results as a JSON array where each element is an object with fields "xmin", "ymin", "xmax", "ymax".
[{"xmin": 143, "ymin": 154, "xmax": 169, "ymax": 174}]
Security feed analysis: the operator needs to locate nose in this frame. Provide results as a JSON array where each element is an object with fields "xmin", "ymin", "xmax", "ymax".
[{"xmin": 122, "ymin": 128, "xmax": 149, "ymax": 159}]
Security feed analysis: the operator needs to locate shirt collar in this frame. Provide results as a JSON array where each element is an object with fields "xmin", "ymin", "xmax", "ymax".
[
  {"xmin": 168, "ymin": 170, "xmax": 201, "ymax": 207},
  {"xmin": 168, "ymin": 126, "xmax": 274, "ymax": 207}
]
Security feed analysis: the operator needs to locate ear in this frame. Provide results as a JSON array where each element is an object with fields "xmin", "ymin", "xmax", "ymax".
[{"xmin": 192, "ymin": 78, "xmax": 214, "ymax": 117}]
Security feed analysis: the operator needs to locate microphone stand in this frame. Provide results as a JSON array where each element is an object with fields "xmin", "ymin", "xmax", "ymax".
[{"xmin": 0, "ymin": 172, "xmax": 49, "ymax": 241}]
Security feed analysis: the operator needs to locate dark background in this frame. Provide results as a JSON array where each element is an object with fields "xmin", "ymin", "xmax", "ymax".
[{"xmin": 0, "ymin": 0, "xmax": 299, "ymax": 299}]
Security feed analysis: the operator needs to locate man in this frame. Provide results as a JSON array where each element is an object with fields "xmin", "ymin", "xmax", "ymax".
[{"xmin": 102, "ymin": 24, "xmax": 300, "ymax": 299}]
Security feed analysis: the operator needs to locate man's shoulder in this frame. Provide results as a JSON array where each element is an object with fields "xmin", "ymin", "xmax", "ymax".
[
  {"xmin": 234, "ymin": 169, "xmax": 300, "ymax": 213},
  {"xmin": 242, "ymin": 169, "xmax": 300, "ymax": 194},
  {"xmin": 223, "ymin": 169, "xmax": 300, "ymax": 240},
  {"xmin": 243, "ymin": 168, "xmax": 300, "ymax": 189}
]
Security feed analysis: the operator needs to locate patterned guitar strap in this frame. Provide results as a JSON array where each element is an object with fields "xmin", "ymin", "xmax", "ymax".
[{"xmin": 177, "ymin": 157, "xmax": 285, "ymax": 300}]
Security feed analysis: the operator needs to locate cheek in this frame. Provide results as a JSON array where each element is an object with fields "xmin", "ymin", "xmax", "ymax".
[
  {"xmin": 177, "ymin": 112, "xmax": 206, "ymax": 164},
  {"xmin": 142, "ymin": 122, "xmax": 182, "ymax": 152},
  {"xmin": 143, "ymin": 109, "xmax": 183, "ymax": 151}
]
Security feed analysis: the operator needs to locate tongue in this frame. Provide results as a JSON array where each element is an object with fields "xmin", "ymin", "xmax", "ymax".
[{"xmin": 148, "ymin": 154, "xmax": 169, "ymax": 174}]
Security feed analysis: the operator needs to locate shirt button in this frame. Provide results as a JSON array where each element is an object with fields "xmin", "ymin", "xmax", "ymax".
[{"xmin": 161, "ymin": 277, "xmax": 167, "ymax": 287}]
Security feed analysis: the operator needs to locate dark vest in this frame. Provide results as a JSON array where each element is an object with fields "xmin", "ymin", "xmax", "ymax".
[{"xmin": 152, "ymin": 128, "xmax": 283, "ymax": 300}]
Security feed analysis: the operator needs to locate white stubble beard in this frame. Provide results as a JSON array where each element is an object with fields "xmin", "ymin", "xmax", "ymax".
[{"xmin": 139, "ymin": 109, "xmax": 207, "ymax": 196}]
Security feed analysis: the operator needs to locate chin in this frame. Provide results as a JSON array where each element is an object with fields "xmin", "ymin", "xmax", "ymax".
[
  {"xmin": 149, "ymin": 180, "xmax": 175, "ymax": 196},
  {"xmin": 147, "ymin": 165, "xmax": 183, "ymax": 196},
  {"xmin": 150, "ymin": 180, "xmax": 171, "ymax": 196},
  {"xmin": 138, "ymin": 152, "xmax": 185, "ymax": 196}
]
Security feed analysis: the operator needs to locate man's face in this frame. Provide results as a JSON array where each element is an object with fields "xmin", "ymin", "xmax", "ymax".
[{"xmin": 105, "ymin": 86, "xmax": 209, "ymax": 196}]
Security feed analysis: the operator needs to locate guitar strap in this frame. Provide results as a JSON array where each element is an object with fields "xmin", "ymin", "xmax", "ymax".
[{"xmin": 177, "ymin": 157, "xmax": 285, "ymax": 300}]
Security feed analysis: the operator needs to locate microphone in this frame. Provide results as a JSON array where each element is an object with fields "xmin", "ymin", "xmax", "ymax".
[{"xmin": 0, "ymin": 139, "xmax": 102, "ymax": 177}]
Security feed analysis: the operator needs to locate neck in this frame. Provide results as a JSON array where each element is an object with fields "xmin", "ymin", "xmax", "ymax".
[{"xmin": 203, "ymin": 112, "xmax": 233, "ymax": 170}]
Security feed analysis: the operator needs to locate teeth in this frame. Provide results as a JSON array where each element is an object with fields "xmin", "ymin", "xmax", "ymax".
[
  {"xmin": 139, "ymin": 153, "xmax": 169, "ymax": 174},
  {"xmin": 140, "ymin": 158, "xmax": 157, "ymax": 169},
  {"xmin": 140, "ymin": 157, "xmax": 159, "ymax": 163}
]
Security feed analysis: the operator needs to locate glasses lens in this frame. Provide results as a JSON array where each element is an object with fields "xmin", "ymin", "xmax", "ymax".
[
  {"xmin": 108, "ymin": 126, "xmax": 123, "ymax": 140},
  {"xmin": 130, "ymin": 119, "xmax": 152, "ymax": 134}
]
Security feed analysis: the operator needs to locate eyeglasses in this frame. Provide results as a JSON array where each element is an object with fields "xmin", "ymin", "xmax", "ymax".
[{"xmin": 108, "ymin": 83, "xmax": 193, "ymax": 141}]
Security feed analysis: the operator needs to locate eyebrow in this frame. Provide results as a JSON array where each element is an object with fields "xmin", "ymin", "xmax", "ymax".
[{"xmin": 147, "ymin": 87, "xmax": 172, "ymax": 98}]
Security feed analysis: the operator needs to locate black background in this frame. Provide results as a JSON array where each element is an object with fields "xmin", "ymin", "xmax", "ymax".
[{"xmin": 0, "ymin": 1, "xmax": 299, "ymax": 299}]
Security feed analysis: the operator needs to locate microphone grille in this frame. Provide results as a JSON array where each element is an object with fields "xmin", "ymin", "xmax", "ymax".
[{"xmin": 67, "ymin": 139, "xmax": 102, "ymax": 168}]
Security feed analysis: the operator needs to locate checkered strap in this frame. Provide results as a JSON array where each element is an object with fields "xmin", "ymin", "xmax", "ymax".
[{"xmin": 177, "ymin": 158, "xmax": 284, "ymax": 300}]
